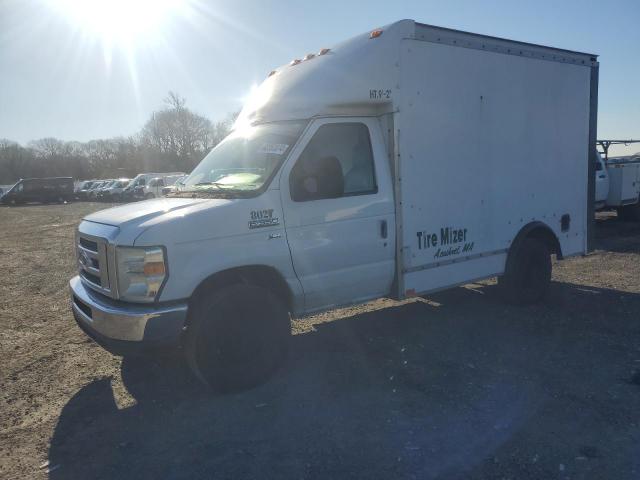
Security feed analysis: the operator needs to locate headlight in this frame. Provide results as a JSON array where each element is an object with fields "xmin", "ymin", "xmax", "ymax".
[{"xmin": 116, "ymin": 246, "xmax": 166, "ymax": 302}]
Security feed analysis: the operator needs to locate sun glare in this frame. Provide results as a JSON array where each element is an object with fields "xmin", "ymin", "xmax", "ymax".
[{"xmin": 48, "ymin": 0, "xmax": 187, "ymax": 45}]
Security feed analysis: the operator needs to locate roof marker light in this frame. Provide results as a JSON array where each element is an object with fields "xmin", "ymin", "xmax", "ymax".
[
  {"xmin": 289, "ymin": 58, "xmax": 302, "ymax": 66},
  {"xmin": 318, "ymin": 48, "xmax": 331, "ymax": 55},
  {"xmin": 369, "ymin": 29, "xmax": 383, "ymax": 39},
  {"xmin": 303, "ymin": 53, "xmax": 316, "ymax": 61},
  {"xmin": 267, "ymin": 70, "xmax": 277, "ymax": 78}
]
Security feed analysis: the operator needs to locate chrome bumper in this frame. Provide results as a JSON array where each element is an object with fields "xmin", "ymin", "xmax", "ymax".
[{"xmin": 69, "ymin": 276, "xmax": 187, "ymax": 343}]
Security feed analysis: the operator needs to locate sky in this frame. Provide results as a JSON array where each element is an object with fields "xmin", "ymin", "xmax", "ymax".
[{"xmin": 1, "ymin": 0, "xmax": 639, "ymax": 156}]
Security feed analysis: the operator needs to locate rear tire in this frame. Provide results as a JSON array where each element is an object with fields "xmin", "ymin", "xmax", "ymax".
[
  {"xmin": 498, "ymin": 238, "xmax": 551, "ymax": 305},
  {"xmin": 145, "ymin": 193, "xmax": 155, "ymax": 199},
  {"xmin": 184, "ymin": 284, "xmax": 291, "ymax": 392}
]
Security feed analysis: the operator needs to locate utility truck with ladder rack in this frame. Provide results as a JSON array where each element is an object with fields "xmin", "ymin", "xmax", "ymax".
[
  {"xmin": 69, "ymin": 20, "xmax": 598, "ymax": 390},
  {"xmin": 595, "ymin": 140, "xmax": 640, "ymax": 221}
]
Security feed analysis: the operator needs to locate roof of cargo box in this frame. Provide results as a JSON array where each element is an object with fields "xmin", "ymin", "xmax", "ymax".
[
  {"xmin": 414, "ymin": 22, "xmax": 597, "ymax": 64},
  {"xmin": 236, "ymin": 19, "xmax": 596, "ymax": 127}
]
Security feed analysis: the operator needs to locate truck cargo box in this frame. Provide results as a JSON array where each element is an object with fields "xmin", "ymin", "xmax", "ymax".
[{"xmin": 392, "ymin": 23, "xmax": 598, "ymax": 296}]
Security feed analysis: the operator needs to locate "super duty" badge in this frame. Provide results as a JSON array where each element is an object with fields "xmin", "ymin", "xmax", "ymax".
[{"xmin": 249, "ymin": 209, "xmax": 280, "ymax": 229}]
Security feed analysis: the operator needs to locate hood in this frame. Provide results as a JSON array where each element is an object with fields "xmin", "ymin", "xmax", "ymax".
[
  {"xmin": 84, "ymin": 197, "xmax": 211, "ymax": 228},
  {"xmin": 83, "ymin": 190, "xmax": 284, "ymax": 248}
]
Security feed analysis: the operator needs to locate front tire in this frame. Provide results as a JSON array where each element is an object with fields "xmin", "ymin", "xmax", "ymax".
[
  {"xmin": 184, "ymin": 284, "xmax": 291, "ymax": 392},
  {"xmin": 498, "ymin": 238, "xmax": 551, "ymax": 305}
]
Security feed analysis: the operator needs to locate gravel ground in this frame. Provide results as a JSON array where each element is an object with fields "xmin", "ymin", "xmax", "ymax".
[{"xmin": 0, "ymin": 203, "xmax": 639, "ymax": 479}]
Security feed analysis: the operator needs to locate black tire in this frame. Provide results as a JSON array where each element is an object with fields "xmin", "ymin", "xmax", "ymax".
[
  {"xmin": 498, "ymin": 238, "xmax": 551, "ymax": 305},
  {"xmin": 184, "ymin": 284, "xmax": 291, "ymax": 392},
  {"xmin": 617, "ymin": 201, "xmax": 640, "ymax": 222},
  {"xmin": 145, "ymin": 193, "xmax": 155, "ymax": 199}
]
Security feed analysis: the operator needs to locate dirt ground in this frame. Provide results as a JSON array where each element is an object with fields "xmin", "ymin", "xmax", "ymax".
[{"xmin": 0, "ymin": 203, "xmax": 639, "ymax": 480}]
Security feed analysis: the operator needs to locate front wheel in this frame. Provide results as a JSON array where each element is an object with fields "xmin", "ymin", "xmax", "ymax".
[
  {"xmin": 145, "ymin": 193, "xmax": 155, "ymax": 199},
  {"xmin": 498, "ymin": 238, "xmax": 551, "ymax": 305},
  {"xmin": 184, "ymin": 284, "xmax": 291, "ymax": 392}
]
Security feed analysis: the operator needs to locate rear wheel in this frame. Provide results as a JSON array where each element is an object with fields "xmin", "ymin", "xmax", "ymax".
[
  {"xmin": 184, "ymin": 284, "xmax": 291, "ymax": 392},
  {"xmin": 498, "ymin": 238, "xmax": 551, "ymax": 305},
  {"xmin": 145, "ymin": 193, "xmax": 155, "ymax": 199}
]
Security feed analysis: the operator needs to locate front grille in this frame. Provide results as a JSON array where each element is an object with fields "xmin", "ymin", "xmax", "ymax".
[
  {"xmin": 77, "ymin": 232, "xmax": 112, "ymax": 297},
  {"xmin": 80, "ymin": 269, "xmax": 101, "ymax": 286},
  {"xmin": 79, "ymin": 237, "xmax": 98, "ymax": 252}
]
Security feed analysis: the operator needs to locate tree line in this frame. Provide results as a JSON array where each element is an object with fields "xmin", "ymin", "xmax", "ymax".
[{"xmin": 0, "ymin": 92, "xmax": 237, "ymax": 184}]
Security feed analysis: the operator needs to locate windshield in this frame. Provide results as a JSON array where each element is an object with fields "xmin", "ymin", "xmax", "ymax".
[{"xmin": 181, "ymin": 121, "xmax": 306, "ymax": 194}]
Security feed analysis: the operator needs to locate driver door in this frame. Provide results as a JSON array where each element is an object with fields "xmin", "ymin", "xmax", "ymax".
[{"xmin": 279, "ymin": 118, "xmax": 395, "ymax": 313}]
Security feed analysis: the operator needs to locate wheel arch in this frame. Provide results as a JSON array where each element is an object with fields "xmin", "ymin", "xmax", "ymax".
[
  {"xmin": 508, "ymin": 221, "xmax": 563, "ymax": 263},
  {"xmin": 186, "ymin": 265, "xmax": 294, "ymax": 324}
]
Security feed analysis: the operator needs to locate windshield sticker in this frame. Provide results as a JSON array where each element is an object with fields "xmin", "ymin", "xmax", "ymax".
[
  {"xmin": 258, "ymin": 143, "xmax": 289, "ymax": 155},
  {"xmin": 249, "ymin": 209, "xmax": 280, "ymax": 229}
]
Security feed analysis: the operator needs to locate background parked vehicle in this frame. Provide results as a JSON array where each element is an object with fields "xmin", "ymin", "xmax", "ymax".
[
  {"xmin": 594, "ymin": 141, "xmax": 640, "ymax": 221},
  {"xmin": 161, "ymin": 175, "xmax": 187, "ymax": 196},
  {"xmin": 97, "ymin": 178, "xmax": 131, "ymax": 202},
  {"xmin": 75, "ymin": 180, "xmax": 96, "ymax": 200},
  {"xmin": 1, "ymin": 177, "xmax": 74, "ymax": 205},
  {"xmin": 122, "ymin": 172, "xmax": 185, "ymax": 201},
  {"xmin": 85, "ymin": 180, "xmax": 108, "ymax": 201},
  {"xmin": 143, "ymin": 174, "xmax": 184, "ymax": 198}
]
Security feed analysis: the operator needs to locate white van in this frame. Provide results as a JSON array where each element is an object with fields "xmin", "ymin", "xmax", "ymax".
[
  {"xmin": 143, "ymin": 174, "xmax": 185, "ymax": 199},
  {"xmin": 70, "ymin": 20, "xmax": 597, "ymax": 390},
  {"xmin": 122, "ymin": 172, "xmax": 185, "ymax": 201}
]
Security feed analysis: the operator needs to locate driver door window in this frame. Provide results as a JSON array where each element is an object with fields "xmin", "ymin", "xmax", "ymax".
[{"xmin": 290, "ymin": 123, "xmax": 377, "ymax": 202}]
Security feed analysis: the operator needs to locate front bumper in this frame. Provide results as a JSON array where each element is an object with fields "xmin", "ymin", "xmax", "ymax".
[{"xmin": 69, "ymin": 276, "xmax": 188, "ymax": 355}]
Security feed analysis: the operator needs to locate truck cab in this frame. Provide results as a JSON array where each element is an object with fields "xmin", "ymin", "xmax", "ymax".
[{"xmin": 70, "ymin": 20, "xmax": 597, "ymax": 391}]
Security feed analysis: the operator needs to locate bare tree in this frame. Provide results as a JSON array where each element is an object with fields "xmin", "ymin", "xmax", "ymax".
[
  {"xmin": 141, "ymin": 91, "xmax": 215, "ymax": 171},
  {"xmin": 0, "ymin": 92, "xmax": 237, "ymax": 183}
]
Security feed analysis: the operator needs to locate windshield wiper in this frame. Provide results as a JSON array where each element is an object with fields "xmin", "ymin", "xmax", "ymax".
[{"xmin": 194, "ymin": 182, "xmax": 224, "ymax": 189}]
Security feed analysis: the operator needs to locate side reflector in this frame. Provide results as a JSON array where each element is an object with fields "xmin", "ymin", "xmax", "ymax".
[
  {"xmin": 318, "ymin": 48, "xmax": 331, "ymax": 55},
  {"xmin": 370, "ymin": 29, "xmax": 383, "ymax": 39}
]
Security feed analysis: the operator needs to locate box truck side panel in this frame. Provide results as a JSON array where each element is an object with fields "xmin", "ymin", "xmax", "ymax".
[{"xmin": 397, "ymin": 39, "xmax": 591, "ymax": 296}]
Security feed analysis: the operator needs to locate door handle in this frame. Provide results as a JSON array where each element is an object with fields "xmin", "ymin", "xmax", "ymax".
[{"xmin": 380, "ymin": 220, "xmax": 388, "ymax": 239}]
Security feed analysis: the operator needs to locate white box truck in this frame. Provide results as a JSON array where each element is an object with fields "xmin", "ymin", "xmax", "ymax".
[{"xmin": 69, "ymin": 20, "xmax": 598, "ymax": 390}]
